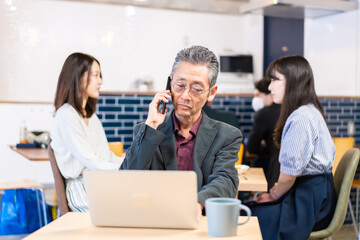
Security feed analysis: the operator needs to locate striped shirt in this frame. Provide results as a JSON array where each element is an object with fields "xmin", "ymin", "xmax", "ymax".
[{"xmin": 279, "ymin": 104, "xmax": 335, "ymax": 176}]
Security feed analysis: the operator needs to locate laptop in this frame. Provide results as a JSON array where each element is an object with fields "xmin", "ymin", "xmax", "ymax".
[{"xmin": 84, "ymin": 170, "xmax": 199, "ymax": 229}]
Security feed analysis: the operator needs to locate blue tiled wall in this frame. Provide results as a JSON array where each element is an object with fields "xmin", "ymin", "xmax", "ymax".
[
  {"xmin": 97, "ymin": 93, "xmax": 360, "ymax": 148},
  {"xmin": 97, "ymin": 94, "xmax": 152, "ymax": 149}
]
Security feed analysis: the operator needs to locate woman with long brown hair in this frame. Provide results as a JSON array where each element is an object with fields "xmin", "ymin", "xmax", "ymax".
[
  {"xmin": 249, "ymin": 55, "xmax": 336, "ymax": 240},
  {"xmin": 50, "ymin": 53, "xmax": 123, "ymax": 212}
]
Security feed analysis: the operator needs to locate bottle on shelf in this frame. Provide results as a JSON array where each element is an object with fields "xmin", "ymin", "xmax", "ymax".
[{"xmin": 19, "ymin": 121, "xmax": 28, "ymax": 144}]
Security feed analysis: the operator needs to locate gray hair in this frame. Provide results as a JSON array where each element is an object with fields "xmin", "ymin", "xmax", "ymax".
[{"xmin": 170, "ymin": 45, "xmax": 219, "ymax": 87}]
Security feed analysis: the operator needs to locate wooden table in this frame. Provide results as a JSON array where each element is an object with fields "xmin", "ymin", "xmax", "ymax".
[
  {"xmin": 0, "ymin": 179, "xmax": 44, "ymax": 190},
  {"xmin": 24, "ymin": 212, "xmax": 262, "ymax": 240},
  {"xmin": 10, "ymin": 145, "xmax": 126, "ymax": 160},
  {"xmin": 238, "ymin": 168, "xmax": 268, "ymax": 192},
  {"xmin": 10, "ymin": 146, "xmax": 49, "ymax": 161}
]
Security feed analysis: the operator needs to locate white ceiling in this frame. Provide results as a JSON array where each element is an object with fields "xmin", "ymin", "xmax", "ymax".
[
  {"xmin": 52, "ymin": 0, "xmax": 258, "ymax": 15},
  {"xmin": 54, "ymin": 0, "xmax": 358, "ymax": 18}
]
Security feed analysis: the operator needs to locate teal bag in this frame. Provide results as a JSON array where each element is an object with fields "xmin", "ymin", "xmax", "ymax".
[{"xmin": 0, "ymin": 188, "xmax": 48, "ymax": 235}]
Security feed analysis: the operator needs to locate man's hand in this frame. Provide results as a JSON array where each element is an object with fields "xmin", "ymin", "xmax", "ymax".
[
  {"xmin": 197, "ymin": 203, "xmax": 204, "ymax": 222},
  {"xmin": 145, "ymin": 90, "xmax": 171, "ymax": 129}
]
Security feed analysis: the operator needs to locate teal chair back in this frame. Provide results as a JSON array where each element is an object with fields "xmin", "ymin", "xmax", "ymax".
[{"xmin": 309, "ymin": 148, "xmax": 360, "ymax": 239}]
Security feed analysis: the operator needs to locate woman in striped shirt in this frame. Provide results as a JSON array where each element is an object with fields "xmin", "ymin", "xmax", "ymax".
[{"xmin": 249, "ymin": 55, "xmax": 336, "ymax": 240}]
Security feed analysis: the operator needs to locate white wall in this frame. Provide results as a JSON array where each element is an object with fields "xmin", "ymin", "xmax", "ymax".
[
  {"xmin": 304, "ymin": 6, "xmax": 360, "ymax": 96},
  {"xmin": 1, "ymin": 0, "xmax": 359, "ymax": 100},
  {"xmin": 0, "ymin": 103, "xmax": 54, "ymax": 183},
  {"xmin": 0, "ymin": 0, "xmax": 263, "ymax": 102}
]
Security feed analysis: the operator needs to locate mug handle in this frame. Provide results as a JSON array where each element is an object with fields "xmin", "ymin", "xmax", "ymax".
[{"xmin": 238, "ymin": 204, "xmax": 251, "ymax": 225}]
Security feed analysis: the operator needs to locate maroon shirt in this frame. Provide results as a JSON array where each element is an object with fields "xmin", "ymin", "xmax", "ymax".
[{"xmin": 173, "ymin": 112, "xmax": 203, "ymax": 171}]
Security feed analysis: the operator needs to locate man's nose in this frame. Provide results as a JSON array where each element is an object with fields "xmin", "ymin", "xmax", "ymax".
[{"xmin": 180, "ymin": 87, "xmax": 191, "ymax": 99}]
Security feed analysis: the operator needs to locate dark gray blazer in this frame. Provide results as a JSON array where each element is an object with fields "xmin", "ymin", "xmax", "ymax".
[{"xmin": 120, "ymin": 111, "xmax": 243, "ymax": 206}]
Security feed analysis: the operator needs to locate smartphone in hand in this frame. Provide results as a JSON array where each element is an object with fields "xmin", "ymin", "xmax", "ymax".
[{"xmin": 161, "ymin": 76, "xmax": 171, "ymax": 114}]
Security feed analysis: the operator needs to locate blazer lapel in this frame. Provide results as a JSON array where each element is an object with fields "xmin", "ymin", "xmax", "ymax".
[
  {"xmin": 194, "ymin": 112, "xmax": 218, "ymax": 169},
  {"xmin": 158, "ymin": 113, "xmax": 177, "ymax": 170}
]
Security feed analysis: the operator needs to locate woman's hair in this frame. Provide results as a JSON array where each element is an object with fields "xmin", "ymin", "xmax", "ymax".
[
  {"xmin": 54, "ymin": 52, "xmax": 101, "ymax": 118},
  {"xmin": 265, "ymin": 55, "xmax": 324, "ymax": 147}
]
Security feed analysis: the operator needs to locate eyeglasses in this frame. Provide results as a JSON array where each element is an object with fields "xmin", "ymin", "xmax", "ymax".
[{"xmin": 171, "ymin": 82, "xmax": 210, "ymax": 97}]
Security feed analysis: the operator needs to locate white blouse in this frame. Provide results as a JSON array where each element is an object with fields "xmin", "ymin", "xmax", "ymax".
[{"xmin": 50, "ymin": 103, "xmax": 122, "ymax": 179}]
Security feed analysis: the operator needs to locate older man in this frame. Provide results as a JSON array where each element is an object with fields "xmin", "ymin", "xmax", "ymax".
[{"xmin": 120, "ymin": 45, "xmax": 243, "ymax": 213}]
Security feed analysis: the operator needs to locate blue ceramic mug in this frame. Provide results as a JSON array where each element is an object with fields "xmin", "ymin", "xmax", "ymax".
[{"xmin": 205, "ymin": 198, "xmax": 251, "ymax": 237}]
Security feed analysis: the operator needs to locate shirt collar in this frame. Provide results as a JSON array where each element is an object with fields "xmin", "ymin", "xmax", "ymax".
[{"xmin": 172, "ymin": 111, "xmax": 203, "ymax": 136}]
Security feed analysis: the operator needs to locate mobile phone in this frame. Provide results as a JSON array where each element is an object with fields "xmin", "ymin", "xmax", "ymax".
[{"xmin": 161, "ymin": 77, "xmax": 171, "ymax": 114}]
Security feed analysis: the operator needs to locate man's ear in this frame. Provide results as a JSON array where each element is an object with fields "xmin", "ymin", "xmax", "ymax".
[{"xmin": 207, "ymin": 85, "xmax": 218, "ymax": 103}]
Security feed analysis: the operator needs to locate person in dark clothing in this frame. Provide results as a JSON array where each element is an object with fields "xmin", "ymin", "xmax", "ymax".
[
  {"xmin": 246, "ymin": 78, "xmax": 281, "ymax": 189},
  {"xmin": 251, "ymin": 78, "xmax": 273, "ymax": 112}
]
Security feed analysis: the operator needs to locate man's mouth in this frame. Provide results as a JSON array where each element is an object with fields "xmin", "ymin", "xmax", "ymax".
[{"xmin": 178, "ymin": 103, "xmax": 192, "ymax": 109}]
